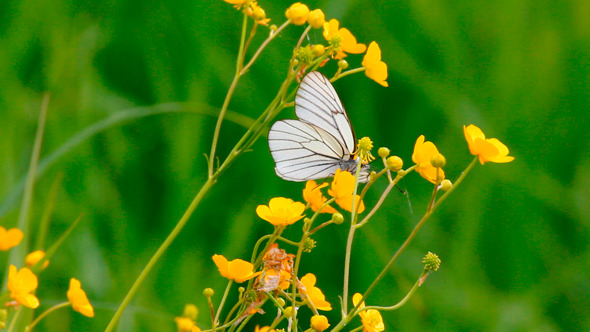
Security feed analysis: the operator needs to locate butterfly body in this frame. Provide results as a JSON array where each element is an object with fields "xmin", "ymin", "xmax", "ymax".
[{"xmin": 268, "ymin": 72, "xmax": 370, "ymax": 183}]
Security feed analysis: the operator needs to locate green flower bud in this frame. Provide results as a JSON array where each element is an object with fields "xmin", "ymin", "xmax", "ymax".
[
  {"xmin": 440, "ymin": 179, "xmax": 452, "ymax": 191},
  {"xmin": 377, "ymin": 147, "xmax": 390, "ymax": 158},
  {"xmin": 203, "ymin": 288, "xmax": 214, "ymax": 297},
  {"xmin": 422, "ymin": 252, "xmax": 441, "ymax": 271},
  {"xmin": 337, "ymin": 59, "xmax": 348, "ymax": 69},
  {"xmin": 431, "ymin": 153, "xmax": 446, "ymax": 168},
  {"xmin": 331, "ymin": 212, "xmax": 344, "ymax": 224}
]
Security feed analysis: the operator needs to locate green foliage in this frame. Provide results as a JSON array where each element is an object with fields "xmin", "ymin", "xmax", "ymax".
[{"xmin": 0, "ymin": 0, "xmax": 588, "ymax": 330}]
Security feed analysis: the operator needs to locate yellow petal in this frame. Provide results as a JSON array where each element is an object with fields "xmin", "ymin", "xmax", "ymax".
[
  {"xmin": 227, "ymin": 259, "xmax": 255, "ymax": 283},
  {"xmin": 212, "ymin": 254, "xmax": 231, "ymax": 279},
  {"xmin": 0, "ymin": 227, "xmax": 24, "ymax": 250},
  {"xmin": 339, "ymin": 28, "xmax": 366, "ymax": 54},
  {"xmin": 68, "ymin": 278, "xmax": 95, "ymax": 317}
]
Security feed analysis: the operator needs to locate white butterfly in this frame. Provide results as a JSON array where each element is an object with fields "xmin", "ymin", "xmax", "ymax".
[{"xmin": 268, "ymin": 71, "xmax": 370, "ymax": 182}]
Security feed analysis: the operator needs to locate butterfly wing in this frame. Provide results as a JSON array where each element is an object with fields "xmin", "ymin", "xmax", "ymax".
[
  {"xmin": 294, "ymin": 71, "xmax": 356, "ymax": 155},
  {"xmin": 268, "ymin": 119, "xmax": 351, "ymax": 182}
]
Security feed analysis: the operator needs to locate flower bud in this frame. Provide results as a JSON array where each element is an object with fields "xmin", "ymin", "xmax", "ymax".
[
  {"xmin": 440, "ymin": 179, "xmax": 452, "ymax": 191},
  {"xmin": 386, "ymin": 156, "xmax": 403, "ymax": 171},
  {"xmin": 337, "ymin": 59, "xmax": 349, "ymax": 69},
  {"xmin": 284, "ymin": 306, "xmax": 295, "ymax": 318},
  {"xmin": 422, "ymin": 252, "xmax": 441, "ymax": 271},
  {"xmin": 304, "ymin": 217, "xmax": 312, "ymax": 225},
  {"xmin": 277, "ymin": 298, "xmax": 286, "ymax": 307},
  {"xmin": 310, "ymin": 315, "xmax": 330, "ymax": 331},
  {"xmin": 203, "ymin": 288, "xmax": 214, "ymax": 297},
  {"xmin": 285, "ymin": 2, "xmax": 309, "ymax": 25},
  {"xmin": 307, "ymin": 9, "xmax": 325, "ymax": 29},
  {"xmin": 397, "ymin": 169, "xmax": 406, "ymax": 177},
  {"xmin": 331, "ymin": 212, "xmax": 344, "ymax": 225},
  {"xmin": 377, "ymin": 147, "xmax": 390, "ymax": 158},
  {"xmin": 183, "ymin": 304, "xmax": 199, "ymax": 320},
  {"xmin": 311, "ymin": 44, "xmax": 325, "ymax": 57},
  {"xmin": 270, "ymin": 24, "xmax": 278, "ymax": 31},
  {"xmin": 238, "ymin": 286, "xmax": 245, "ymax": 293},
  {"xmin": 430, "ymin": 153, "xmax": 446, "ymax": 168}
]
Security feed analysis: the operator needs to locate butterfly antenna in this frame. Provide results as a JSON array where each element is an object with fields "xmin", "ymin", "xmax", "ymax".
[{"xmin": 400, "ymin": 178, "xmax": 414, "ymax": 215}]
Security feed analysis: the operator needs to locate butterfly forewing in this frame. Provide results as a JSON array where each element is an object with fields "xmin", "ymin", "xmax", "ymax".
[
  {"xmin": 267, "ymin": 71, "xmax": 369, "ymax": 183},
  {"xmin": 294, "ymin": 72, "xmax": 356, "ymax": 154}
]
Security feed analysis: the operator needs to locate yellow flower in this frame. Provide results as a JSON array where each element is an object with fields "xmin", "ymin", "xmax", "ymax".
[
  {"xmin": 328, "ymin": 169, "xmax": 365, "ymax": 213},
  {"xmin": 0, "ymin": 226, "xmax": 24, "ymax": 250},
  {"xmin": 352, "ymin": 293, "xmax": 384, "ymax": 332},
  {"xmin": 362, "ymin": 42, "xmax": 388, "ymax": 87},
  {"xmin": 323, "ymin": 19, "xmax": 366, "ymax": 59},
  {"xmin": 299, "ymin": 273, "xmax": 332, "ymax": 311},
  {"xmin": 285, "ymin": 2, "xmax": 309, "ymax": 25},
  {"xmin": 310, "ymin": 315, "xmax": 330, "ymax": 331},
  {"xmin": 356, "ymin": 137, "xmax": 375, "ymax": 163},
  {"xmin": 175, "ymin": 317, "xmax": 201, "ymax": 332},
  {"xmin": 25, "ymin": 250, "xmax": 49, "ymax": 270},
  {"xmin": 254, "ymin": 326, "xmax": 275, "ymax": 332},
  {"xmin": 67, "ymin": 278, "xmax": 94, "ymax": 317},
  {"xmin": 308, "ymin": 9, "xmax": 325, "ymax": 29},
  {"xmin": 412, "ymin": 135, "xmax": 445, "ymax": 184},
  {"xmin": 303, "ymin": 181, "xmax": 337, "ymax": 214},
  {"xmin": 256, "ymin": 197, "xmax": 306, "ymax": 226},
  {"xmin": 212, "ymin": 254, "xmax": 258, "ymax": 283},
  {"xmin": 463, "ymin": 124, "xmax": 514, "ymax": 165},
  {"xmin": 7, "ymin": 265, "xmax": 39, "ymax": 309}
]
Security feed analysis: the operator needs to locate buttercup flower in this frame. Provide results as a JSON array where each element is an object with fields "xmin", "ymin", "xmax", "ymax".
[
  {"xmin": 0, "ymin": 226, "xmax": 24, "ymax": 250},
  {"xmin": 328, "ymin": 169, "xmax": 365, "ymax": 213},
  {"xmin": 7, "ymin": 265, "xmax": 39, "ymax": 308},
  {"xmin": 303, "ymin": 181, "xmax": 337, "ymax": 214},
  {"xmin": 356, "ymin": 137, "xmax": 375, "ymax": 163},
  {"xmin": 25, "ymin": 250, "xmax": 49, "ymax": 270},
  {"xmin": 299, "ymin": 273, "xmax": 332, "ymax": 311},
  {"xmin": 323, "ymin": 19, "xmax": 366, "ymax": 59},
  {"xmin": 310, "ymin": 315, "xmax": 330, "ymax": 331},
  {"xmin": 285, "ymin": 2, "xmax": 309, "ymax": 25},
  {"xmin": 246, "ymin": 2, "xmax": 270, "ymax": 25},
  {"xmin": 412, "ymin": 135, "xmax": 445, "ymax": 184},
  {"xmin": 308, "ymin": 9, "xmax": 325, "ymax": 29},
  {"xmin": 256, "ymin": 197, "xmax": 306, "ymax": 226},
  {"xmin": 175, "ymin": 317, "xmax": 201, "ymax": 332},
  {"xmin": 67, "ymin": 278, "xmax": 94, "ymax": 317},
  {"xmin": 352, "ymin": 293, "xmax": 384, "ymax": 332},
  {"xmin": 362, "ymin": 42, "xmax": 388, "ymax": 87},
  {"xmin": 254, "ymin": 326, "xmax": 275, "ymax": 332},
  {"xmin": 463, "ymin": 124, "xmax": 514, "ymax": 164},
  {"xmin": 212, "ymin": 254, "xmax": 258, "ymax": 283}
]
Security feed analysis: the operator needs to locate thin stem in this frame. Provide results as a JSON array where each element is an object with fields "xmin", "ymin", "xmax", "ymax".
[
  {"xmin": 208, "ymin": 13, "xmax": 249, "ymax": 178},
  {"xmin": 294, "ymin": 25, "xmax": 312, "ymax": 51},
  {"xmin": 6, "ymin": 308, "xmax": 22, "ymax": 332},
  {"xmin": 330, "ymin": 67, "xmax": 365, "ymax": 83},
  {"xmin": 241, "ymin": 19, "xmax": 291, "ymax": 75},
  {"xmin": 214, "ymin": 280, "xmax": 234, "ymax": 328},
  {"xmin": 104, "ymin": 178, "xmax": 216, "ymax": 332},
  {"xmin": 355, "ymin": 179, "xmax": 397, "ymax": 229},
  {"xmin": 26, "ymin": 302, "xmax": 70, "ymax": 331},
  {"xmin": 362, "ymin": 270, "xmax": 427, "ymax": 312},
  {"xmin": 341, "ymin": 160, "xmax": 363, "ymax": 316}
]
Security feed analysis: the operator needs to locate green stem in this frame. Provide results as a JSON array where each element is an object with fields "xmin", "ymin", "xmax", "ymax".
[
  {"xmin": 341, "ymin": 160, "xmax": 364, "ymax": 316},
  {"xmin": 104, "ymin": 177, "xmax": 216, "ymax": 332},
  {"xmin": 331, "ymin": 67, "xmax": 365, "ymax": 82},
  {"xmin": 241, "ymin": 19, "xmax": 291, "ymax": 75},
  {"xmin": 7, "ymin": 308, "xmax": 22, "ymax": 332},
  {"xmin": 362, "ymin": 270, "xmax": 427, "ymax": 312},
  {"xmin": 213, "ymin": 281, "xmax": 233, "ymax": 329},
  {"xmin": 26, "ymin": 302, "xmax": 70, "ymax": 331},
  {"xmin": 208, "ymin": 13, "xmax": 249, "ymax": 178},
  {"xmin": 332, "ymin": 157, "xmax": 478, "ymax": 332}
]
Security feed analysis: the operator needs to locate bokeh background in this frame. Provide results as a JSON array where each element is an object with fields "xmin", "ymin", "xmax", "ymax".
[{"xmin": 1, "ymin": 0, "xmax": 589, "ymax": 330}]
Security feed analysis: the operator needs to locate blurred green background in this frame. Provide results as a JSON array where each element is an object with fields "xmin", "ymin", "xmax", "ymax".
[{"xmin": 1, "ymin": 0, "xmax": 589, "ymax": 330}]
